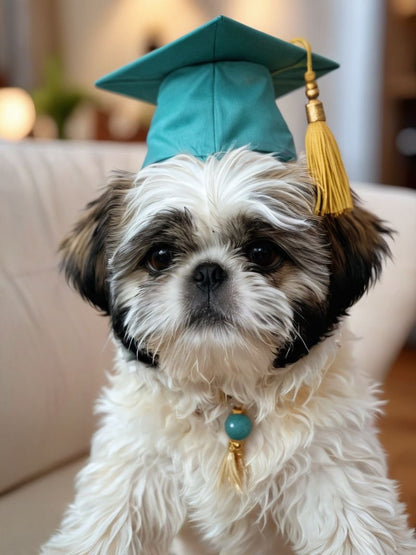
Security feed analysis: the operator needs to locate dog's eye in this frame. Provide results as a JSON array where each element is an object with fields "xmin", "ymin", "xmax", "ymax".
[
  {"xmin": 145, "ymin": 245, "xmax": 175, "ymax": 272},
  {"xmin": 244, "ymin": 239, "xmax": 284, "ymax": 271}
]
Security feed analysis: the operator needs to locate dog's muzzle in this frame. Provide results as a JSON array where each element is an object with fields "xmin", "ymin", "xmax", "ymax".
[{"xmin": 187, "ymin": 262, "xmax": 231, "ymax": 326}]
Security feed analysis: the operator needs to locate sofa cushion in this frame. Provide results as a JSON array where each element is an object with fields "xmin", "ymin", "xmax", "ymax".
[{"xmin": 0, "ymin": 457, "xmax": 86, "ymax": 554}]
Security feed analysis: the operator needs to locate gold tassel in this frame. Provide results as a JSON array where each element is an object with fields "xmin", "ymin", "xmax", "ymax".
[
  {"xmin": 291, "ymin": 38, "xmax": 353, "ymax": 217},
  {"xmin": 219, "ymin": 440, "xmax": 247, "ymax": 493}
]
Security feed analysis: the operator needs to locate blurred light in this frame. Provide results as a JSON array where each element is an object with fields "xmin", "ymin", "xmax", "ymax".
[
  {"xmin": 393, "ymin": 0, "xmax": 416, "ymax": 17},
  {"xmin": 0, "ymin": 87, "xmax": 36, "ymax": 140},
  {"xmin": 396, "ymin": 127, "xmax": 416, "ymax": 157}
]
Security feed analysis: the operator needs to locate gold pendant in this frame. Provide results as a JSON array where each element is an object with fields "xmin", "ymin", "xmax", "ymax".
[{"xmin": 219, "ymin": 406, "xmax": 252, "ymax": 492}]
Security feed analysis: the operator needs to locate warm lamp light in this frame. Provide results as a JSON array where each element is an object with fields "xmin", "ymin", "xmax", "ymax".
[{"xmin": 0, "ymin": 87, "xmax": 36, "ymax": 140}]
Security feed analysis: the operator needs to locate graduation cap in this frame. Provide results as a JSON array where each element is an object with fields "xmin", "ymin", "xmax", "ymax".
[{"xmin": 96, "ymin": 16, "xmax": 352, "ymax": 216}]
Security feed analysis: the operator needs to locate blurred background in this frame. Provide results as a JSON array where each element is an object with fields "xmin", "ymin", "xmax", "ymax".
[{"xmin": 0, "ymin": 0, "xmax": 415, "ymax": 188}]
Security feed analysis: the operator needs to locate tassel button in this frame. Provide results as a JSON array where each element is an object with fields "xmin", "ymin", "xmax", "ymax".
[{"xmin": 225, "ymin": 409, "xmax": 252, "ymax": 441}]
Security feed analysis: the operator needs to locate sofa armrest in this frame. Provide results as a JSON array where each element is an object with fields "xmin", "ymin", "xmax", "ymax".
[{"xmin": 349, "ymin": 182, "xmax": 416, "ymax": 381}]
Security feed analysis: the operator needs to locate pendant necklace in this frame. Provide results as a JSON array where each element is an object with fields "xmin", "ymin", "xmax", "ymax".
[{"xmin": 219, "ymin": 405, "xmax": 252, "ymax": 492}]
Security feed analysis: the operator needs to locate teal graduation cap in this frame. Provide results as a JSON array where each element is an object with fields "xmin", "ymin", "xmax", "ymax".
[{"xmin": 95, "ymin": 16, "xmax": 339, "ymax": 169}]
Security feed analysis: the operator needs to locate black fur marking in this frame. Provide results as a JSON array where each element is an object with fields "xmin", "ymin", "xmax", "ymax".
[
  {"xmin": 324, "ymin": 208, "xmax": 392, "ymax": 322},
  {"xmin": 273, "ymin": 301, "xmax": 330, "ymax": 367},
  {"xmin": 111, "ymin": 308, "xmax": 158, "ymax": 367}
]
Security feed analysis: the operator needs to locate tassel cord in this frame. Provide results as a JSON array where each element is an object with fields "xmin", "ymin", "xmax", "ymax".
[
  {"xmin": 219, "ymin": 440, "xmax": 247, "ymax": 493},
  {"xmin": 290, "ymin": 37, "xmax": 353, "ymax": 216}
]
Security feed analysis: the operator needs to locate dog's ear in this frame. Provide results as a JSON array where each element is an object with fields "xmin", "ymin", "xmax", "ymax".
[
  {"xmin": 275, "ymin": 199, "xmax": 392, "ymax": 368},
  {"xmin": 59, "ymin": 171, "xmax": 135, "ymax": 313},
  {"xmin": 324, "ymin": 198, "xmax": 392, "ymax": 322}
]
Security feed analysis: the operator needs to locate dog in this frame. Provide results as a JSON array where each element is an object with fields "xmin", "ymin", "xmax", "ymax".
[{"xmin": 42, "ymin": 148, "xmax": 415, "ymax": 554}]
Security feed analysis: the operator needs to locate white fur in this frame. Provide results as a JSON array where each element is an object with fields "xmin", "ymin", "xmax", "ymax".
[{"xmin": 43, "ymin": 150, "xmax": 415, "ymax": 554}]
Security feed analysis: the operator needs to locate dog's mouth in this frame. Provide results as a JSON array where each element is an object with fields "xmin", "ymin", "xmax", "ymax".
[{"xmin": 187, "ymin": 305, "xmax": 230, "ymax": 328}]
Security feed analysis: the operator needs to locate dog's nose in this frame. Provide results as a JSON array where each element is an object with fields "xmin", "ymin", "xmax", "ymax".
[{"xmin": 192, "ymin": 262, "xmax": 227, "ymax": 292}]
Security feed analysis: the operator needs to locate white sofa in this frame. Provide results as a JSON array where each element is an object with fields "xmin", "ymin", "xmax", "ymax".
[{"xmin": 0, "ymin": 140, "xmax": 415, "ymax": 554}]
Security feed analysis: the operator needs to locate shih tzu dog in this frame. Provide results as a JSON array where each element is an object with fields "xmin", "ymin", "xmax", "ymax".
[{"xmin": 42, "ymin": 148, "xmax": 415, "ymax": 554}]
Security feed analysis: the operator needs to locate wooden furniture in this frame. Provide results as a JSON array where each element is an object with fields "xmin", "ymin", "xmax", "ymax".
[{"xmin": 382, "ymin": 0, "xmax": 416, "ymax": 188}]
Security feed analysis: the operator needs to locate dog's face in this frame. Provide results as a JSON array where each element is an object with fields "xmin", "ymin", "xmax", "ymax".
[{"xmin": 61, "ymin": 149, "xmax": 389, "ymax": 386}]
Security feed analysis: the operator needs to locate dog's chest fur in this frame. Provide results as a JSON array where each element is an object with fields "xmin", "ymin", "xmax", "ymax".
[{"xmin": 95, "ymin": 331, "xmax": 379, "ymax": 546}]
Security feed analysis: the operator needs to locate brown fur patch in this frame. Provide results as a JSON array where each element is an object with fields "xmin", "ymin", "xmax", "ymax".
[
  {"xmin": 59, "ymin": 171, "xmax": 136, "ymax": 313},
  {"xmin": 324, "ymin": 199, "xmax": 392, "ymax": 319},
  {"xmin": 112, "ymin": 208, "xmax": 196, "ymax": 279},
  {"xmin": 274, "ymin": 196, "xmax": 392, "ymax": 367}
]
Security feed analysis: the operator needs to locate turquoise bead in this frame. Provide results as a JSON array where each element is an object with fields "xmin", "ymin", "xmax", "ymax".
[{"xmin": 225, "ymin": 413, "xmax": 252, "ymax": 441}]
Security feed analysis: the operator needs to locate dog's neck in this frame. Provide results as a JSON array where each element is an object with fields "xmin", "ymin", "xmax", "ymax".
[{"xmin": 115, "ymin": 327, "xmax": 346, "ymax": 422}]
